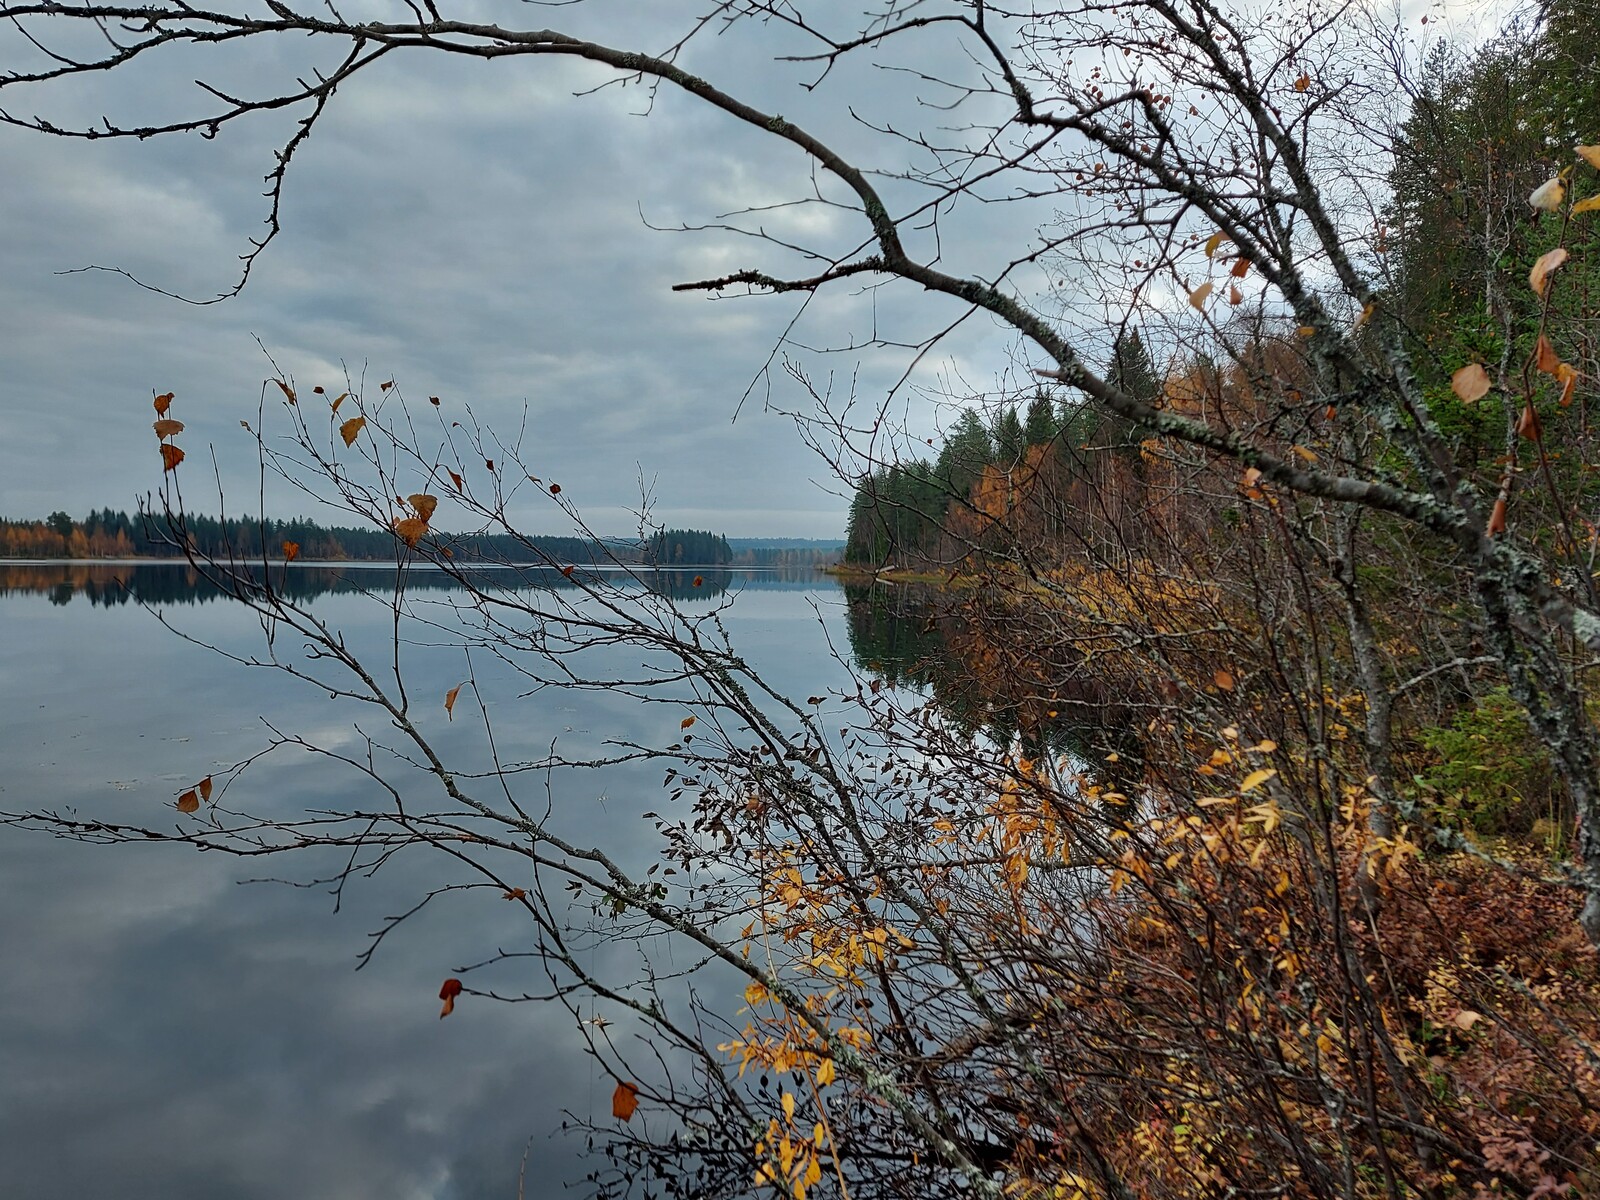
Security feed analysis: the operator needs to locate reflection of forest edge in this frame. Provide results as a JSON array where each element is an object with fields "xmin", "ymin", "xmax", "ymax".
[{"xmin": 0, "ymin": 563, "xmax": 826, "ymax": 607}]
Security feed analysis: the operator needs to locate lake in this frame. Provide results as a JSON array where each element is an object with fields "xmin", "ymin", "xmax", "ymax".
[{"xmin": 0, "ymin": 563, "xmax": 867, "ymax": 1200}]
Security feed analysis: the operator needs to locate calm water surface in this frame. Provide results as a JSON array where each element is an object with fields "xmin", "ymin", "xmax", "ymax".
[{"xmin": 0, "ymin": 564, "xmax": 858, "ymax": 1199}]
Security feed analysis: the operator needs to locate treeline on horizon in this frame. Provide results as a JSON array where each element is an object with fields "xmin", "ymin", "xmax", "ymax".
[{"xmin": 0, "ymin": 510, "xmax": 838, "ymax": 568}]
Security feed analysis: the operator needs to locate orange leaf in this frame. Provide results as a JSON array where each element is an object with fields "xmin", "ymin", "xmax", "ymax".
[
  {"xmin": 1214, "ymin": 669, "xmax": 1235, "ymax": 691},
  {"xmin": 176, "ymin": 789, "xmax": 199, "ymax": 813},
  {"xmin": 561, "ymin": 565, "xmax": 575, "ymax": 578},
  {"xmin": 1515, "ymin": 403, "xmax": 1542, "ymax": 441},
  {"xmin": 153, "ymin": 418, "xmax": 184, "ymax": 438},
  {"xmin": 439, "ymin": 977, "xmax": 463, "ymax": 1019},
  {"xmin": 1487, "ymin": 497, "xmax": 1508, "ymax": 538},
  {"xmin": 153, "ymin": 392, "xmax": 174, "ymax": 416},
  {"xmin": 1559, "ymin": 367, "xmax": 1579, "ymax": 408},
  {"xmin": 408, "ymin": 493, "xmax": 439, "ymax": 522},
  {"xmin": 160, "ymin": 443, "xmax": 185, "ymax": 472},
  {"xmin": 393, "ymin": 517, "xmax": 429, "ymax": 548},
  {"xmin": 339, "ymin": 416, "xmax": 366, "ymax": 447},
  {"xmin": 680, "ymin": 716, "xmax": 696, "ymax": 731},
  {"xmin": 1530, "ymin": 247, "xmax": 1569, "ymax": 297},
  {"xmin": 1227, "ymin": 284, "xmax": 1243, "ymax": 306},
  {"xmin": 448, "ymin": 470, "xmax": 464, "ymax": 491},
  {"xmin": 445, "ymin": 683, "xmax": 464, "ymax": 719},
  {"xmin": 1451, "ymin": 364, "xmax": 1491, "ymax": 404},
  {"xmin": 502, "ymin": 887, "xmax": 526, "ymax": 901},
  {"xmin": 1230, "ymin": 256, "xmax": 1250, "ymax": 278},
  {"xmin": 1536, "ymin": 335, "xmax": 1562, "ymax": 374},
  {"xmin": 1293, "ymin": 72, "xmax": 1310, "ymax": 92},
  {"xmin": 282, "ymin": 540, "xmax": 300, "ymax": 563},
  {"xmin": 198, "ymin": 776, "xmax": 213, "ymax": 802},
  {"xmin": 612, "ymin": 1081, "xmax": 639, "ymax": 1122},
  {"xmin": 273, "ymin": 379, "xmax": 296, "ymax": 404},
  {"xmin": 331, "ymin": 392, "xmax": 347, "ymax": 414},
  {"xmin": 692, "ymin": 575, "xmax": 703, "ymax": 587}
]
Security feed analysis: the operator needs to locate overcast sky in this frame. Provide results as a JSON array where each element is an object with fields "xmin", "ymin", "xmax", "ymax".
[{"xmin": 0, "ymin": 1, "xmax": 1082, "ymax": 540}]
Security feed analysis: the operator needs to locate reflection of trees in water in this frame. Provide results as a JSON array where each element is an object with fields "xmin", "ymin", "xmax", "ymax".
[
  {"xmin": 842, "ymin": 582, "xmax": 1142, "ymax": 780},
  {"xmin": 0, "ymin": 563, "xmax": 829, "ymax": 608}
]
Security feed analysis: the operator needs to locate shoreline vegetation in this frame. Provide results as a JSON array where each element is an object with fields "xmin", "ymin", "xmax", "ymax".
[{"xmin": 0, "ymin": 510, "xmax": 841, "ymax": 568}]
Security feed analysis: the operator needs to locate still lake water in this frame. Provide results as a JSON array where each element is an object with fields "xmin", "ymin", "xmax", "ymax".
[{"xmin": 0, "ymin": 563, "xmax": 871, "ymax": 1199}]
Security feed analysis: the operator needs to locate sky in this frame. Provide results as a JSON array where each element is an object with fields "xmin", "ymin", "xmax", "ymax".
[{"xmin": 0, "ymin": 1, "xmax": 1060, "ymax": 541}]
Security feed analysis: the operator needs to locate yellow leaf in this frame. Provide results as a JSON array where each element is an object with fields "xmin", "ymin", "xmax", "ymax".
[
  {"xmin": 1530, "ymin": 247, "xmax": 1569, "ymax": 297},
  {"xmin": 1290, "ymin": 444, "xmax": 1318, "ymax": 463},
  {"xmin": 744, "ymin": 981, "xmax": 769, "ymax": 1006},
  {"xmin": 1354, "ymin": 300, "xmax": 1376, "ymax": 329},
  {"xmin": 781, "ymin": 1092, "xmax": 795, "ymax": 1122},
  {"xmin": 1573, "ymin": 194, "xmax": 1600, "ymax": 216},
  {"xmin": 1188, "ymin": 281, "xmax": 1214, "ymax": 309},
  {"xmin": 1578, "ymin": 145, "xmax": 1600, "ymax": 169},
  {"xmin": 1203, "ymin": 231, "xmax": 1226, "ymax": 259},
  {"xmin": 1451, "ymin": 363, "xmax": 1492, "ymax": 403},
  {"xmin": 339, "ymin": 416, "xmax": 366, "ymax": 447},
  {"xmin": 330, "ymin": 392, "xmax": 347, "ymax": 414},
  {"xmin": 1297, "ymin": 324, "xmax": 1317, "ymax": 338},
  {"xmin": 815, "ymin": 1058, "xmax": 836, "ymax": 1086},
  {"xmin": 1239, "ymin": 768, "xmax": 1277, "ymax": 793}
]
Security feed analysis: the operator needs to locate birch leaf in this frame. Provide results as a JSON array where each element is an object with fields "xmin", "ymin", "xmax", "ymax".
[{"xmin": 1451, "ymin": 364, "xmax": 1491, "ymax": 403}]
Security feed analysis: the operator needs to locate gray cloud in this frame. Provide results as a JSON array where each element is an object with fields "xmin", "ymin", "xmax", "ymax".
[{"xmin": 0, "ymin": 2, "xmax": 1049, "ymax": 539}]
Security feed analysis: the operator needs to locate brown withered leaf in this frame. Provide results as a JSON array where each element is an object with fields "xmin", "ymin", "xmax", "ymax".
[
  {"xmin": 198, "ymin": 776, "xmax": 214, "ymax": 802},
  {"xmin": 429, "ymin": 396, "xmax": 440, "ymax": 406},
  {"xmin": 393, "ymin": 517, "xmax": 429, "ymax": 548},
  {"xmin": 1214, "ymin": 669, "xmax": 1236, "ymax": 691},
  {"xmin": 330, "ymin": 392, "xmax": 347, "ymax": 414},
  {"xmin": 1530, "ymin": 247, "xmax": 1569, "ymax": 297},
  {"xmin": 1230, "ymin": 256, "xmax": 1250, "ymax": 278},
  {"xmin": 283, "ymin": 540, "xmax": 300, "ymax": 563},
  {"xmin": 1515, "ymin": 403, "xmax": 1543, "ymax": 441},
  {"xmin": 1451, "ymin": 363, "xmax": 1492, "ymax": 404},
  {"xmin": 153, "ymin": 392, "xmax": 174, "ymax": 416},
  {"xmin": 447, "ymin": 470, "xmax": 464, "ymax": 491},
  {"xmin": 680, "ymin": 716, "xmax": 696, "ymax": 731},
  {"xmin": 339, "ymin": 416, "xmax": 366, "ymax": 448},
  {"xmin": 1536, "ymin": 335, "xmax": 1562, "ymax": 374},
  {"xmin": 153, "ymin": 418, "xmax": 184, "ymax": 438},
  {"xmin": 1559, "ymin": 363, "xmax": 1580, "ymax": 408},
  {"xmin": 1293, "ymin": 72, "xmax": 1310, "ymax": 92},
  {"xmin": 445, "ymin": 683, "xmax": 464, "ymax": 719},
  {"xmin": 612, "ymin": 1082, "xmax": 639, "ymax": 1122},
  {"xmin": 692, "ymin": 575, "xmax": 703, "ymax": 587},
  {"xmin": 1227, "ymin": 284, "xmax": 1244, "ymax": 306},
  {"xmin": 503, "ymin": 887, "xmax": 527, "ymax": 901},
  {"xmin": 380, "ymin": 379, "xmax": 394, "ymax": 392},
  {"xmin": 160, "ymin": 444, "xmax": 185, "ymax": 472},
  {"xmin": 273, "ymin": 379, "xmax": 296, "ymax": 404},
  {"xmin": 1487, "ymin": 497, "xmax": 1508, "ymax": 537},
  {"xmin": 176, "ymin": 789, "xmax": 199, "ymax": 813},
  {"xmin": 408, "ymin": 493, "xmax": 439, "ymax": 522},
  {"xmin": 439, "ymin": 977, "xmax": 462, "ymax": 1019}
]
